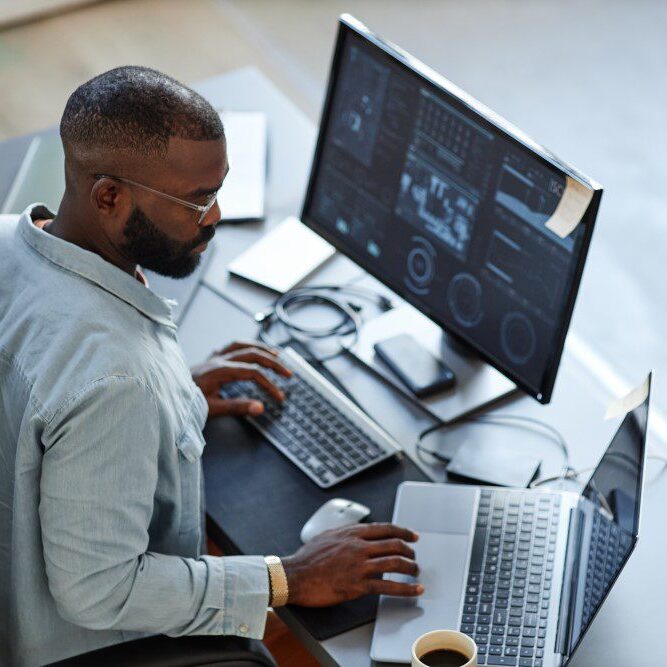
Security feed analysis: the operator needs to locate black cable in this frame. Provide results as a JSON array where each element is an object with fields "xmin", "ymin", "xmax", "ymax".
[
  {"xmin": 415, "ymin": 413, "xmax": 573, "ymax": 485},
  {"xmin": 255, "ymin": 284, "xmax": 393, "ymax": 362}
]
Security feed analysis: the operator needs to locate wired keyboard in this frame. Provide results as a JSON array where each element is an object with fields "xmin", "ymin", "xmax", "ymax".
[{"xmin": 218, "ymin": 346, "xmax": 401, "ymax": 488}]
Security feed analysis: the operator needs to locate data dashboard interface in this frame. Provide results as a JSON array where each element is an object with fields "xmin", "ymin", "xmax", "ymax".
[{"xmin": 302, "ymin": 20, "xmax": 600, "ymax": 401}]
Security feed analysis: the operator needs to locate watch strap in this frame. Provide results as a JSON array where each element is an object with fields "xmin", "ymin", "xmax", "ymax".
[{"xmin": 264, "ymin": 555, "xmax": 289, "ymax": 607}]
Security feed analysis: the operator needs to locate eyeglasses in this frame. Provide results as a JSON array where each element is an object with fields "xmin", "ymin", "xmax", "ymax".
[{"xmin": 94, "ymin": 173, "xmax": 220, "ymax": 226}]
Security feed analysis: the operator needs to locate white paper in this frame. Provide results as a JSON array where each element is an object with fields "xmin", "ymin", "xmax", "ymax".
[
  {"xmin": 604, "ymin": 374, "xmax": 651, "ymax": 420},
  {"xmin": 545, "ymin": 175, "xmax": 594, "ymax": 239},
  {"xmin": 217, "ymin": 111, "xmax": 267, "ymax": 221},
  {"xmin": 228, "ymin": 216, "xmax": 335, "ymax": 293}
]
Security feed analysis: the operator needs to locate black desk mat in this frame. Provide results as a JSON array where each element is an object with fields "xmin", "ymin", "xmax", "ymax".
[{"xmin": 203, "ymin": 409, "xmax": 428, "ymax": 641}]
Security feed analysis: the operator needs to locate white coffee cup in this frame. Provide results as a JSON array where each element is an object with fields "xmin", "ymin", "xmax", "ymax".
[{"xmin": 411, "ymin": 629, "xmax": 477, "ymax": 667}]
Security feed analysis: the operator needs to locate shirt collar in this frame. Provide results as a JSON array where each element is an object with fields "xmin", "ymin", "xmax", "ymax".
[{"xmin": 18, "ymin": 203, "xmax": 177, "ymax": 329}]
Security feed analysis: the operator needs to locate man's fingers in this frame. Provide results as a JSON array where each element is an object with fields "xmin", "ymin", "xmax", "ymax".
[
  {"xmin": 223, "ymin": 349, "xmax": 292, "ymax": 377},
  {"xmin": 213, "ymin": 363, "xmax": 286, "ymax": 402},
  {"xmin": 242, "ymin": 368, "xmax": 285, "ymax": 402},
  {"xmin": 207, "ymin": 397, "xmax": 264, "ymax": 418},
  {"xmin": 218, "ymin": 340, "xmax": 280, "ymax": 357},
  {"xmin": 365, "ymin": 556, "xmax": 419, "ymax": 577},
  {"xmin": 365, "ymin": 538, "xmax": 416, "ymax": 560},
  {"xmin": 352, "ymin": 523, "xmax": 419, "ymax": 543},
  {"xmin": 366, "ymin": 579, "xmax": 424, "ymax": 597}
]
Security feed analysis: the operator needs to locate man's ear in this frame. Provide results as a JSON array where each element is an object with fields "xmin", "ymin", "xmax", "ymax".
[
  {"xmin": 91, "ymin": 177, "xmax": 120, "ymax": 214},
  {"xmin": 91, "ymin": 177, "xmax": 132, "ymax": 239}
]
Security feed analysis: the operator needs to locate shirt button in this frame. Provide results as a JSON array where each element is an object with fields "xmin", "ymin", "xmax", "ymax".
[{"xmin": 239, "ymin": 623, "xmax": 249, "ymax": 634}]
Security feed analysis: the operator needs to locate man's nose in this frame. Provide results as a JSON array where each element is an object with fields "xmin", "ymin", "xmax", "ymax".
[{"xmin": 202, "ymin": 200, "xmax": 221, "ymax": 227}]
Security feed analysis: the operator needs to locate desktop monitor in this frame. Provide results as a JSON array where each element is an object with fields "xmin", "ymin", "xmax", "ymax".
[{"xmin": 301, "ymin": 15, "xmax": 603, "ymax": 403}]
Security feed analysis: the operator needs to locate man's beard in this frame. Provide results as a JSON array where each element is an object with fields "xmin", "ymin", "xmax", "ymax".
[{"xmin": 121, "ymin": 205, "xmax": 216, "ymax": 279}]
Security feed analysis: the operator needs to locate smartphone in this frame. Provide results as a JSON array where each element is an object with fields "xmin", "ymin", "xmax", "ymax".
[{"xmin": 374, "ymin": 333, "xmax": 456, "ymax": 398}]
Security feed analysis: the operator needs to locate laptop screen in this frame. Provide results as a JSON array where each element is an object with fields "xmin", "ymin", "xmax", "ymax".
[{"xmin": 560, "ymin": 377, "xmax": 650, "ymax": 663}]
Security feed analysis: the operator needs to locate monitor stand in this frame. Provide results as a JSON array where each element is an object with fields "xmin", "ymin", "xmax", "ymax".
[{"xmin": 351, "ymin": 303, "xmax": 518, "ymax": 422}]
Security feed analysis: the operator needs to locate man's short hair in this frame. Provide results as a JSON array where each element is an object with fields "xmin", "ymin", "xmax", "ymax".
[{"xmin": 60, "ymin": 66, "xmax": 224, "ymax": 158}]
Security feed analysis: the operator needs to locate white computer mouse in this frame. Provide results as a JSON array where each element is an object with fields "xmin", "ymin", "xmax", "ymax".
[{"xmin": 300, "ymin": 498, "xmax": 371, "ymax": 543}]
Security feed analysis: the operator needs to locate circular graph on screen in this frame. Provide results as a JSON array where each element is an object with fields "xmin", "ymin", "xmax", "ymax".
[
  {"xmin": 447, "ymin": 272, "xmax": 483, "ymax": 328},
  {"xmin": 404, "ymin": 236, "xmax": 436, "ymax": 295},
  {"xmin": 501, "ymin": 312, "xmax": 537, "ymax": 365}
]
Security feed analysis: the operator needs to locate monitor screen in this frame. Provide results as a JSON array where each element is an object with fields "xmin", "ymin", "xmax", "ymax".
[
  {"xmin": 301, "ymin": 16, "xmax": 602, "ymax": 402},
  {"xmin": 559, "ymin": 380, "xmax": 649, "ymax": 663}
]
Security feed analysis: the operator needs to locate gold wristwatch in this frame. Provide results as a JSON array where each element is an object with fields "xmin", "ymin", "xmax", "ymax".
[{"xmin": 264, "ymin": 555, "xmax": 289, "ymax": 607}]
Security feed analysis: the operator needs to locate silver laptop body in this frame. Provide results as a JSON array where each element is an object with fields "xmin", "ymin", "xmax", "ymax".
[{"xmin": 371, "ymin": 375, "xmax": 651, "ymax": 666}]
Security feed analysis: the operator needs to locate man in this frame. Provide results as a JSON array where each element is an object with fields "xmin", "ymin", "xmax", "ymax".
[{"xmin": 0, "ymin": 66, "xmax": 422, "ymax": 666}]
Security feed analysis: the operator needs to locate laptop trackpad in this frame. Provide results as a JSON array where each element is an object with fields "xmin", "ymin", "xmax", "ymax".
[{"xmin": 372, "ymin": 532, "xmax": 469, "ymax": 661}]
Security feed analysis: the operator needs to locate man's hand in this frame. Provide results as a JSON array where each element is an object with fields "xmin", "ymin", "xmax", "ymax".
[
  {"xmin": 281, "ymin": 523, "xmax": 423, "ymax": 607},
  {"xmin": 191, "ymin": 340, "xmax": 292, "ymax": 418}
]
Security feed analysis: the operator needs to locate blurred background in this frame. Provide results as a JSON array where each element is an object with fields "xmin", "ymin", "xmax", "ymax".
[{"xmin": 1, "ymin": 0, "xmax": 665, "ymax": 420}]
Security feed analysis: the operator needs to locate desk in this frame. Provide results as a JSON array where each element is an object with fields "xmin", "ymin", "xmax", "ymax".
[
  {"xmin": 181, "ymin": 69, "xmax": 667, "ymax": 667},
  {"xmin": 2, "ymin": 67, "xmax": 665, "ymax": 667}
]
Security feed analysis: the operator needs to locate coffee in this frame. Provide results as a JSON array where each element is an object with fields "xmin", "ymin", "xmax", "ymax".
[{"xmin": 419, "ymin": 648, "xmax": 470, "ymax": 666}]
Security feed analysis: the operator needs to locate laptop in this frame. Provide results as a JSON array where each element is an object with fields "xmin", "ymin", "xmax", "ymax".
[{"xmin": 371, "ymin": 374, "xmax": 652, "ymax": 666}]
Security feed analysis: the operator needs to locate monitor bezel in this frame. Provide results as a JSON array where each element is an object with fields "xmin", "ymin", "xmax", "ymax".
[{"xmin": 300, "ymin": 14, "xmax": 603, "ymax": 403}]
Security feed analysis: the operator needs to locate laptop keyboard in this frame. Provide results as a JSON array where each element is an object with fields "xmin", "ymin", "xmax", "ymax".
[
  {"xmin": 460, "ymin": 489, "xmax": 561, "ymax": 666},
  {"xmin": 581, "ymin": 511, "xmax": 632, "ymax": 627},
  {"xmin": 218, "ymin": 369, "xmax": 395, "ymax": 488}
]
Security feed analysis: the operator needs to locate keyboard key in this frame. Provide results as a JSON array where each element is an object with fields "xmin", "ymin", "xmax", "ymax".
[
  {"xmin": 523, "ymin": 614, "xmax": 537, "ymax": 627},
  {"xmin": 494, "ymin": 611, "xmax": 507, "ymax": 624},
  {"xmin": 471, "ymin": 527, "xmax": 487, "ymax": 572}
]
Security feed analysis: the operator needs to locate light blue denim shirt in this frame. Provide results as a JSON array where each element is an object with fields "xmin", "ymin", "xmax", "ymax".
[{"xmin": 0, "ymin": 205, "xmax": 269, "ymax": 666}]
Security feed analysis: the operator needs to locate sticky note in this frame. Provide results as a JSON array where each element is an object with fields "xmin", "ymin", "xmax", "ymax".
[
  {"xmin": 604, "ymin": 375, "xmax": 651, "ymax": 421},
  {"xmin": 545, "ymin": 175, "xmax": 594, "ymax": 239}
]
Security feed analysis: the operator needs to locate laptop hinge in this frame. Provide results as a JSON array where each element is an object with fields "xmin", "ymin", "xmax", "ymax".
[{"xmin": 554, "ymin": 505, "xmax": 584, "ymax": 661}]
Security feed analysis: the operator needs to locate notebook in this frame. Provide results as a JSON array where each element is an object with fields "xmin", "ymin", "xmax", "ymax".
[
  {"xmin": 228, "ymin": 216, "xmax": 335, "ymax": 293},
  {"xmin": 218, "ymin": 110, "xmax": 267, "ymax": 222}
]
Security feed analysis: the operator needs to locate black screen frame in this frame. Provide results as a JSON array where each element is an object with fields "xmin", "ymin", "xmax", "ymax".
[
  {"xmin": 563, "ymin": 376, "xmax": 651, "ymax": 664},
  {"xmin": 300, "ymin": 14, "xmax": 603, "ymax": 403}
]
